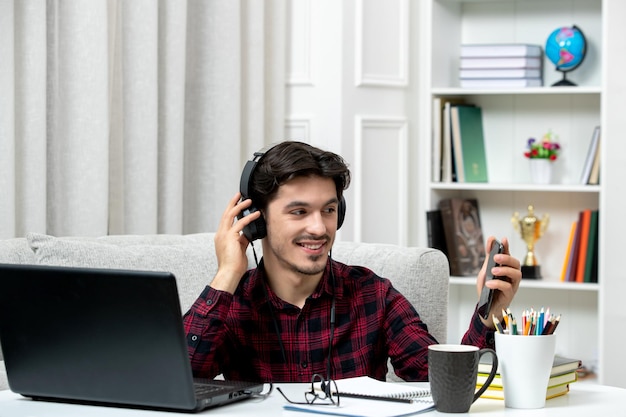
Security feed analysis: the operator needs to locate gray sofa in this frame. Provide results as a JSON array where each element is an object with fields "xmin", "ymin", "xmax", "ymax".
[{"xmin": 0, "ymin": 232, "xmax": 449, "ymax": 390}]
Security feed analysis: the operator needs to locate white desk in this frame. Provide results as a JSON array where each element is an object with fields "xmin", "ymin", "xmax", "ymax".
[{"xmin": 0, "ymin": 383, "xmax": 624, "ymax": 416}]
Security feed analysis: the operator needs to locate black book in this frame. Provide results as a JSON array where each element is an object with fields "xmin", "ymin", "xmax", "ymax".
[
  {"xmin": 437, "ymin": 198, "xmax": 486, "ymax": 277},
  {"xmin": 426, "ymin": 209, "xmax": 449, "ymax": 259}
]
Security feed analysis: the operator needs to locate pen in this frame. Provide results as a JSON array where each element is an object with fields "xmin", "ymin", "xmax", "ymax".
[
  {"xmin": 502, "ymin": 308, "xmax": 509, "ymax": 329},
  {"xmin": 529, "ymin": 314, "xmax": 536, "ymax": 336},
  {"xmin": 541, "ymin": 316, "xmax": 553, "ymax": 335},
  {"xmin": 537, "ymin": 307, "xmax": 545, "ymax": 335},
  {"xmin": 502, "ymin": 307, "xmax": 562, "ymax": 335},
  {"xmin": 332, "ymin": 392, "xmax": 414, "ymax": 404},
  {"xmin": 492, "ymin": 315, "xmax": 504, "ymax": 334},
  {"xmin": 548, "ymin": 314, "xmax": 561, "ymax": 335}
]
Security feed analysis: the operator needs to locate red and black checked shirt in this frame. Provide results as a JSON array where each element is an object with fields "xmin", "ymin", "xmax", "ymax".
[{"xmin": 183, "ymin": 259, "xmax": 493, "ymax": 383}]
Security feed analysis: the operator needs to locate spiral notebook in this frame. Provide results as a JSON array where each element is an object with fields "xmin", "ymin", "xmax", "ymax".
[{"xmin": 283, "ymin": 376, "xmax": 434, "ymax": 417}]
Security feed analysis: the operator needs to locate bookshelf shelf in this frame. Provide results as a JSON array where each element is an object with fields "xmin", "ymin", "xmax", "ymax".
[
  {"xmin": 430, "ymin": 183, "xmax": 600, "ymax": 193},
  {"xmin": 417, "ymin": 0, "xmax": 611, "ymax": 382},
  {"xmin": 449, "ymin": 277, "xmax": 599, "ymax": 292},
  {"xmin": 432, "ymin": 87, "xmax": 602, "ymax": 96}
]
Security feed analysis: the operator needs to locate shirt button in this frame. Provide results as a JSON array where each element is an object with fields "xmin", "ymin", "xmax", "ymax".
[
  {"xmin": 301, "ymin": 361, "xmax": 308, "ymax": 369},
  {"xmin": 206, "ymin": 299, "xmax": 213, "ymax": 306},
  {"xmin": 191, "ymin": 335, "xmax": 198, "ymax": 341}
]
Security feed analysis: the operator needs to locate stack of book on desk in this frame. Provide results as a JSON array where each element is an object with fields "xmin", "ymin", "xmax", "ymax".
[
  {"xmin": 460, "ymin": 44, "xmax": 543, "ymax": 88},
  {"xmin": 476, "ymin": 355, "xmax": 582, "ymax": 400}
]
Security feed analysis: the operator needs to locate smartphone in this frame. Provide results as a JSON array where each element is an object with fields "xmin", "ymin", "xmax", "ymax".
[{"xmin": 477, "ymin": 239, "xmax": 504, "ymax": 320}]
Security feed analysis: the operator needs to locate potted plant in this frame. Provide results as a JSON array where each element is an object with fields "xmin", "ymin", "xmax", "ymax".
[{"xmin": 524, "ymin": 131, "xmax": 560, "ymax": 184}]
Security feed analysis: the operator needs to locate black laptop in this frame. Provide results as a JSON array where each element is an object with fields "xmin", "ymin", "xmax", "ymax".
[{"xmin": 0, "ymin": 263, "xmax": 264, "ymax": 412}]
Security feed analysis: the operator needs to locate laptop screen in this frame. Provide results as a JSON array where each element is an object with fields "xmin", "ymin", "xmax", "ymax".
[{"xmin": 0, "ymin": 263, "xmax": 261, "ymax": 411}]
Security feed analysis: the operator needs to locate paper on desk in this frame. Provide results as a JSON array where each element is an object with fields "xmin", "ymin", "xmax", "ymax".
[
  {"xmin": 283, "ymin": 376, "xmax": 434, "ymax": 417},
  {"xmin": 284, "ymin": 399, "xmax": 434, "ymax": 417},
  {"xmin": 332, "ymin": 376, "xmax": 431, "ymax": 399}
]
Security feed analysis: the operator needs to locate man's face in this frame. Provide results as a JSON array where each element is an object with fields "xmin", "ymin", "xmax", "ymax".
[{"xmin": 263, "ymin": 175, "xmax": 340, "ymax": 278}]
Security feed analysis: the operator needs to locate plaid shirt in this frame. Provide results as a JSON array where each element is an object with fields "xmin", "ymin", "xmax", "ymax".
[{"xmin": 183, "ymin": 259, "xmax": 493, "ymax": 383}]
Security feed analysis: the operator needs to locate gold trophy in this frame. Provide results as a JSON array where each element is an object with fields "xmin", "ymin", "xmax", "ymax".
[{"xmin": 511, "ymin": 205, "xmax": 549, "ymax": 279}]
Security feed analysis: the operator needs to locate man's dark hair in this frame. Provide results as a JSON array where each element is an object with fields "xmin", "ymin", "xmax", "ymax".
[{"xmin": 250, "ymin": 141, "xmax": 351, "ymax": 212}]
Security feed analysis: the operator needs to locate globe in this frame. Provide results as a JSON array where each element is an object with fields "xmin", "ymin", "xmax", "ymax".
[{"xmin": 545, "ymin": 25, "xmax": 587, "ymax": 86}]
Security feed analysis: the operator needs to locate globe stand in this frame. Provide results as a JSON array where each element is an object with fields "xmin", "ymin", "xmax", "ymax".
[{"xmin": 552, "ymin": 70, "xmax": 577, "ymax": 87}]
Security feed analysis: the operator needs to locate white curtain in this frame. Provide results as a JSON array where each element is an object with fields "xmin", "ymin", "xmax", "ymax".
[{"xmin": 0, "ymin": 0, "xmax": 286, "ymax": 238}]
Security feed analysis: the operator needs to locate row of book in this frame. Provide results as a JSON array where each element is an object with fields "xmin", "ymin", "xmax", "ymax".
[
  {"xmin": 427, "ymin": 198, "xmax": 599, "ymax": 282},
  {"xmin": 476, "ymin": 355, "xmax": 582, "ymax": 401},
  {"xmin": 432, "ymin": 101, "xmax": 600, "ymax": 185},
  {"xmin": 561, "ymin": 209, "xmax": 599, "ymax": 283},
  {"xmin": 431, "ymin": 97, "xmax": 488, "ymax": 183},
  {"xmin": 460, "ymin": 43, "xmax": 543, "ymax": 89},
  {"xmin": 579, "ymin": 125, "xmax": 601, "ymax": 185}
]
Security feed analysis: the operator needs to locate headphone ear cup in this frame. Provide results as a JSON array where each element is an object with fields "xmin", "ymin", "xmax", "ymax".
[
  {"xmin": 239, "ymin": 160, "xmax": 256, "ymax": 200},
  {"xmin": 337, "ymin": 195, "xmax": 346, "ymax": 230},
  {"xmin": 239, "ymin": 156, "xmax": 266, "ymax": 241},
  {"xmin": 239, "ymin": 207, "xmax": 267, "ymax": 242}
]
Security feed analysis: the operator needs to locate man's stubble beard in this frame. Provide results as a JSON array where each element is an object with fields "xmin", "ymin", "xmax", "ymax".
[{"xmin": 266, "ymin": 234, "xmax": 328, "ymax": 277}]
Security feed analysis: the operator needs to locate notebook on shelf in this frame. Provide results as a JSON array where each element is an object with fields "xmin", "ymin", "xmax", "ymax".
[{"xmin": 0, "ymin": 263, "xmax": 264, "ymax": 412}]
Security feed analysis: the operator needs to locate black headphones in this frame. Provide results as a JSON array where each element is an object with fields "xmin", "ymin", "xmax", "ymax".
[{"xmin": 238, "ymin": 144, "xmax": 346, "ymax": 242}]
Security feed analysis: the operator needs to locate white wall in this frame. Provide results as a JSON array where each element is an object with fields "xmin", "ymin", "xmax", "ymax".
[{"xmin": 285, "ymin": 0, "xmax": 422, "ymax": 246}]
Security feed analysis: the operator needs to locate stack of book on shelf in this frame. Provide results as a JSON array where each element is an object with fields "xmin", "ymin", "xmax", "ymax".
[
  {"xmin": 427, "ymin": 198, "xmax": 486, "ymax": 277},
  {"xmin": 460, "ymin": 44, "xmax": 543, "ymax": 88},
  {"xmin": 561, "ymin": 209, "xmax": 599, "ymax": 283},
  {"xmin": 476, "ymin": 355, "xmax": 582, "ymax": 401},
  {"xmin": 579, "ymin": 126, "xmax": 601, "ymax": 185},
  {"xmin": 431, "ymin": 97, "xmax": 488, "ymax": 183}
]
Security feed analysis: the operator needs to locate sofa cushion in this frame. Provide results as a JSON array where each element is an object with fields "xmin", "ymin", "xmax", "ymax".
[
  {"xmin": 26, "ymin": 233, "xmax": 217, "ymax": 312},
  {"xmin": 332, "ymin": 242, "xmax": 449, "ymax": 345},
  {"xmin": 0, "ymin": 238, "xmax": 37, "ymax": 264}
]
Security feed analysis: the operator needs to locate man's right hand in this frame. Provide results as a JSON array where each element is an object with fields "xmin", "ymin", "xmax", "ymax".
[{"xmin": 209, "ymin": 193, "xmax": 261, "ymax": 294}]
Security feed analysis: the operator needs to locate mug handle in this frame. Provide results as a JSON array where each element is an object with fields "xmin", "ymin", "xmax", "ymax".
[{"xmin": 473, "ymin": 348, "xmax": 498, "ymax": 403}]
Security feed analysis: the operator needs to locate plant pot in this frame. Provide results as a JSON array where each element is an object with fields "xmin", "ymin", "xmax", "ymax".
[{"xmin": 529, "ymin": 159, "xmax": 553, "ymax": 184}]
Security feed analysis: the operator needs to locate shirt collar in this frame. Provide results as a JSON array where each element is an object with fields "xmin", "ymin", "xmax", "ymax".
[{"xmin": 247, "ymin": 258, "xmax": 344, "ymax": 309}]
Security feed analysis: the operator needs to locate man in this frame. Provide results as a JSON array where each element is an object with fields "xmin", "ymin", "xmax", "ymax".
[{"xmin": 183, "ymin": 141, "xmax": 521, "ymax": 383}]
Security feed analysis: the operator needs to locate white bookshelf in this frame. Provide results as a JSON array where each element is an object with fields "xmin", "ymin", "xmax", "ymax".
[
  {"xmin": 416, "ymin": 0, "xmax": 623, "ymax": 384},
  {"xmin": 449, "ymin": 277, "xmax": 599, "ymax": 292}
]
